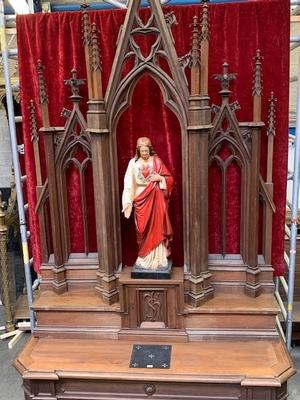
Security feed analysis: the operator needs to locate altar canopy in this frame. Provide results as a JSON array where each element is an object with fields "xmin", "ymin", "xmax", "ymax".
[{"xmin": 16, "ymin": 0, "xmax": 289, "ymax": 274}]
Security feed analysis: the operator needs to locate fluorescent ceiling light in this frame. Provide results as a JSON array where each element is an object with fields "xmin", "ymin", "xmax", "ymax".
[{"xmin": 8, "ymin": 0, "xmax": 30, "ymax": 14}]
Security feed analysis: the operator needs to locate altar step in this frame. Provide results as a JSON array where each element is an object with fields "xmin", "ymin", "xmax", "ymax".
[
  {"xmin": 14, "ymin": 336, "xmax": 295, "ymax": 400},
  {"xmin": 33, "ymin": 291, "xmax": 279, "ymax": 341},
  {"xmin": 185, "ymin": 293, "xmax": 279, "ymax": 341},
  {"xmin": 33, "ymin": 291, "xmax": 121, "ymax": 339}
]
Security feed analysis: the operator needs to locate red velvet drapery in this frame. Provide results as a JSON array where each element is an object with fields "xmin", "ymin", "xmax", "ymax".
[{"xmin": 16, "ymin": 0, "xmax": 289, "ymax": 275}]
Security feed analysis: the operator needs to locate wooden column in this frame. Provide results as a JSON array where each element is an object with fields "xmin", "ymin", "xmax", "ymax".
[
  {"xmin": 88, "ymin": 102, "xmax": 118, "ymax": 304},
  {"xmin": 84, "ymin": 19, "xmax": 118, "ymax": 304},
  {"xmin": 245, "ymin": 50, "xmax": 263, "ymax": 297},
  {"xmin": 187, "ymin": 2, "xmax": 214, "ymax": 307},
  {"xmin": 29, "ymin": 100, "xmax": 49, "ymax": 263},
  {"xmin": 37, "ymin": 61, "xmax": 67, "ymax": 294},
  {"xmin": 263, "ymin": 92, "xmax": 276, "ymax": 264}
]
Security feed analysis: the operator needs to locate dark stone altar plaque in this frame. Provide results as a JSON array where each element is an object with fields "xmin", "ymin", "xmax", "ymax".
[
  {"xmin": 129, "ymin": 344, "xmax": 172, "ymax": 369},
  {"xmin": 131, "ymin": 260, "xmax": 172, "ymax": 279}
]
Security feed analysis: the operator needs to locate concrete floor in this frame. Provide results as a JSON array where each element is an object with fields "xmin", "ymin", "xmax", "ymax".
[{"xmin": 0, "ymin": 305, "xmax": 300, "ymax": 400}]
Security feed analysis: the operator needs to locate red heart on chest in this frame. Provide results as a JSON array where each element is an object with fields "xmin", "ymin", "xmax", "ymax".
[{"xmin": 141, "ymin": 165, "xmax": 150, "ymax": 178}]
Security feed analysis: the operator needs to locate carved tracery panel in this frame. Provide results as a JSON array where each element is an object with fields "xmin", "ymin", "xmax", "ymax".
[{"xmin": 209, "ymin": 68, "xmax": 251, "ymax": 262}]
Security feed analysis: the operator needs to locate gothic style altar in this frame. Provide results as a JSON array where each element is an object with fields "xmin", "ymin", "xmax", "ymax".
[{"xmin": 14, "ymin": 0, "xmax": 295, "ymax": 399}]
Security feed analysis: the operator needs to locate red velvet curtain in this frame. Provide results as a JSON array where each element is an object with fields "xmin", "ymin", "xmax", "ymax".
[{"xmin": 16, "ymin": 0, "xmax": 289, "ymax": 275}]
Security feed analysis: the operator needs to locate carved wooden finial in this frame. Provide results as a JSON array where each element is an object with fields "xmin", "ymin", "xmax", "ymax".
[
  {"xmin": 267, "ymin": 92, "xmax": 277, "ymax": 136},
  {"xmin": 64, "ymin": 69, "xmax": 85, "ymax": 99},
  {"xmin": 214, "ymin": 62, "xmax": 237, "ymax": 94},
  {"xmin": 252, "ymin": 49, "xmax": 263, "ymax": 97},
  {"xmin": 80, "ymin": 0, "xmax": 89, "ymax": 10},
  {"xmin": 81, "ymin": 5, "xmax": 91, "ymax": 47},
  {"xmin": 29, "ymin": 100, "xmax": 39, "ymax": 143},
  {"xmin": 36, "ymin": 60, "xmax": 48, "ymax": 104},
  {"xmin": 91, "ymin": 23, "xmax": 102, "ymax": 72},
  {"xmin": 190, "ymin": 15, "xmax": 200, "ymax": 67},
  {"xmin": 201, "ymin": 0, "xmax": 209, "ymax": 41}
]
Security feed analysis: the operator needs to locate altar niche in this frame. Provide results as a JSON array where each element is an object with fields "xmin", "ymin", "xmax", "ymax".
[{"xmin": 116, "ymin": 75, "xmax": 183, "ymax": 274}]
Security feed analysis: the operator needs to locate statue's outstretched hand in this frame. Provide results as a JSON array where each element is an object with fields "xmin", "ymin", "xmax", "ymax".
[{"xmin": 123, "ymin": 203, "xmax": 132, "ymax": 219}]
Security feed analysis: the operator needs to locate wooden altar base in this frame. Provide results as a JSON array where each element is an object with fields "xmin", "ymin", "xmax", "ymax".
[
  {"xmin": 15, "ymin": 336, "xmax": 295, "ymax": 400},
  {"xmin": 32, "ymin": 289, "xmax": 280, "ymax": 341}
]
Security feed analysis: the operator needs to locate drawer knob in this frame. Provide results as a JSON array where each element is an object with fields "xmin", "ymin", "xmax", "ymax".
[{"xmin": 144, "ymin": 383, "xmax": 156, "ymax": 396}]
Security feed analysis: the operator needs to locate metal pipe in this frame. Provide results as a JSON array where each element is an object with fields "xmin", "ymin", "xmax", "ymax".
[
  {"xmin": 285, "ymin": 224, "xmax": 291, "ymax": 237},
  {"xmin": 286, "ymin": 56, "xmax": 300, "ymax": 351},
  {"xmin": 275, "ymin": 290, "xmax": 288, "ymax": 321},
  {"xmin": 0, "ymin": 49, "xmax": 18, "ymax": 57},
  {"xmin": 0, "ymin": 0, "xmax": 35, "ymax": 332},
  {"xmin": 280, "ymin": 276, "xmax": 289, "ymax": 295},
  {"xmin": 103, "ymin": 0, "xmax": 127, "ymax": 8},
  {"xmin": 291, "ymin": 36, "xmax": 300, "ymax": 43},
  {"xmin": 291, "ymin": 43, "xmax": 300, "ymax": 51},
  {"xmin": 276, "ymin": 315, "xmax": 286, "ymax": 342},
  {"xmin": 27, "ymin": 0, "xmax": 34, "ymax": 13},
  {"xmin": 51, "ymin": 0, "xmax": 239, "ymax": 11},
  {"xmin": 275, "ymin": 276, "xmax": 279, "ymax": 292},
  {"xmin": 5, "ymin": 15, "xmax": 15, "ymax": 21},
  {"xmin": 284, "ymin": 251, "xmax": 290, "ymax": 267}
]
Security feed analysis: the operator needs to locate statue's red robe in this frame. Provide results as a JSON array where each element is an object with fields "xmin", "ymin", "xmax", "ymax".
[{"xmin": 134, "ymin": 156, "xmax": 174, "ymax": 258}]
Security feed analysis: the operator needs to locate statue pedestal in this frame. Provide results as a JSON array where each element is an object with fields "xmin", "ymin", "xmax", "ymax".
[
  {"xmin": 119, "ymin": 267, "xmax": 184, "ymax": 331},
  {"xmin": 131, "ymin": 261, "xmax": 172, "ymax": 280}
]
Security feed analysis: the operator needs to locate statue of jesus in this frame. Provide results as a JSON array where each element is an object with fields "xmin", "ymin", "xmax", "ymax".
[{"xmin": 122, "ymin": 137, "xmax": 173, "ymax": 276}]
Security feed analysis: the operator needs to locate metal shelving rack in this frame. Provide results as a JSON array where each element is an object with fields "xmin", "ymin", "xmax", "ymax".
[{"xmin": 0, "ymin": 0, "xmax": 35, "ymax": 332}]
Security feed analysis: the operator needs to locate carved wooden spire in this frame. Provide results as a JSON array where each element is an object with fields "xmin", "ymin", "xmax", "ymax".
[
  {"xmin": 252, "ymin": 49, "xmax": 263, "ymax": 121},
  {"xmin": 214, "ymin": 62, "xmax": 237, "ymax": 101},
  {"xmin": 190, "ymin": 15, "xmax": 200, "ymax": 95},
  {"xmin": 64, "ymin": 69, "xmax": 85, "ymax": 102},
  {"xmin": 252, "ymin": 49, "xmax": 263, "ymax": 96},
  {"xmin": 191, "ymin": 16, "xmax": 200, "ymax": 67},
  {"xmin": 267, "ymin": 91, "xmax": 276, "ymax": 137},
  {"xmin": 91, "ymin": 23, "xmax": 103, "ymax": 100},
  {"xmin": 266, "ymin": 92, "xmax": 277, "ymax": 183},
  {"xmin": 81, "ymin": 4, "xmax": 93, "ymax": 99},
  {"xmin": 29, "ymin": 100, "xmax": 39, "ymax": 143},
  {"xmin": 36, "ymin": 60, "xmax": 50, "ymax": 127},
  {"xmin": 200, "ymin": 0, "xmax": 210, "ymax": 94},
  {"xmin": 201, "ymin": 0, "xmax": 209, "ymax": 41},
  {"xmin": 29, "ymin": 100, "xmax": 42, "ymax": 186},
  {"xmin": 37, "ymin": 60, "xmax": 48, "ymax": 105}
]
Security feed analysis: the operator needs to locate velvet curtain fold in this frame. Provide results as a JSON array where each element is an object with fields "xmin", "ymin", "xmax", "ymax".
[{"xmin": 16, "ymin": 0, "xmax": 289, "ymax": 275}]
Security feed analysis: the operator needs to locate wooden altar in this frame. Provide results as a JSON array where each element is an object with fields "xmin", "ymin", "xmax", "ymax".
[{"xmin": 15, "ymin": 0, "xmax": 295, "ymax": 399}]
